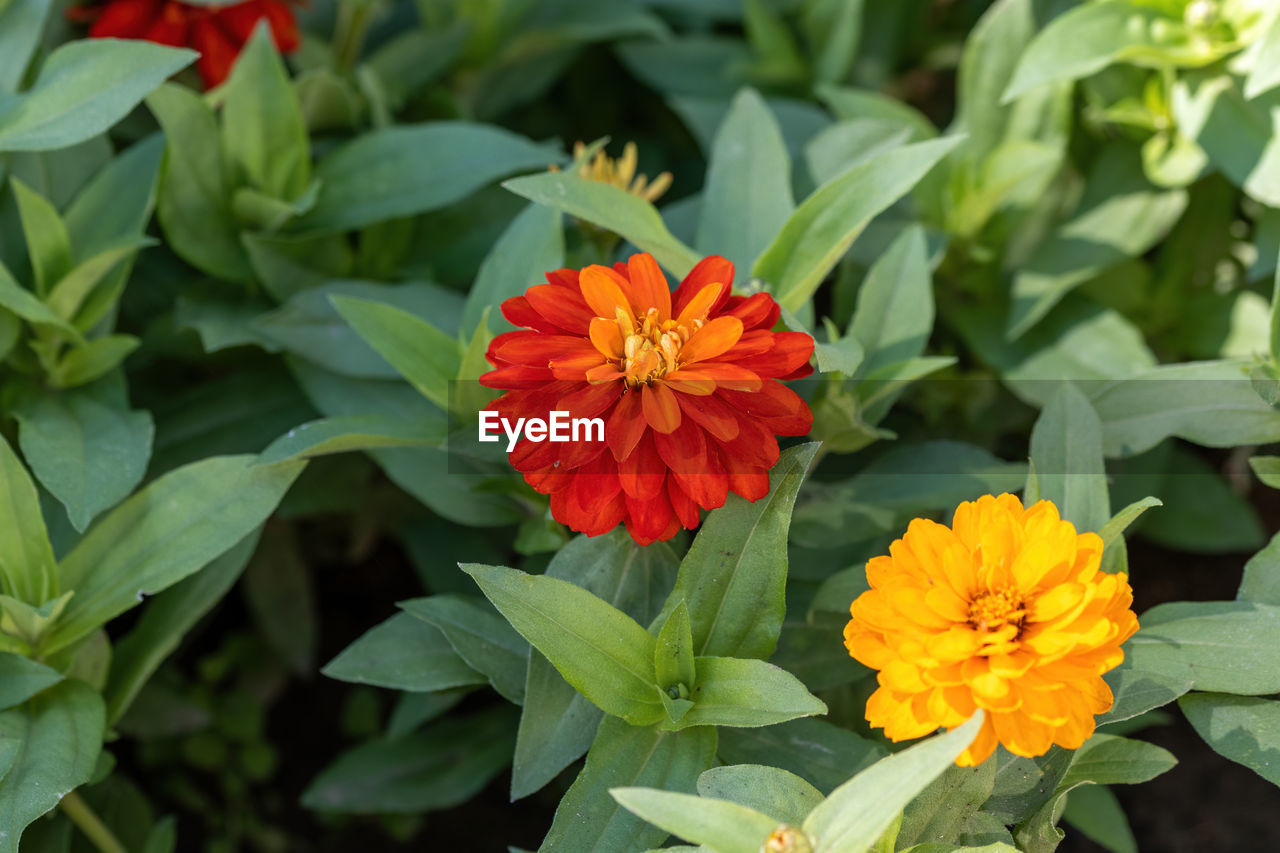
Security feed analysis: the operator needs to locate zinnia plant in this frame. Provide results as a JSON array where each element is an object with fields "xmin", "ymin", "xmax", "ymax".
[
  {"xmin": 844, "ymin": 493, "xmax": 1140, "ymax": 766},
  {"xmin": 480, "ymin": 252, "xmax": 815, "ymax": 544}
]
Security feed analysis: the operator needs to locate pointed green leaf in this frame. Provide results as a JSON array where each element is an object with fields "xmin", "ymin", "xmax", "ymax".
[
  {"xmin": 10, "ymin": 178, "xmax": 70, "ymax": 296},
  {"xmin": 0, "ymin": 41, "xmax": 195, "ymax": 151},
  {"xmin": 1126, "ymin": 601, "xmax": 1280, "ymax": 695},
  {"xmin": 330, "ymin": 296, "xmax": 461, "ymax": 411},
  {"xmin": 503, "ymin": 171, "xmax": 701, "ymax": 278},
  {"xmin": 659, "ymin": 443, "xmax": 818, "ymax": 660},
  {"xmin": 322, "ymin": 611, "xmax": 485, "ymax": 692},
  {"xmin": 1029, "ymin": 383, "xmax": 1109, "ymax": 534},
  {"xmin": 400, "ymin": 595, "xmax": 530, "ymax": 705},
  {"xmin": 655, "ymin": 601, "xmax": 696, "ymax": 701},
  {"xmin": 513, "ymin": 530, "xmax": 678, "ymax": 800},
  {"xmin": 538, "ymin": 716, "xmax": 716, "ymax": 853},
  {"xmin": 697, "ymin": 764, "xmax": 824, "ymax": 827},
  {"xmin": 0, "ymin": 653, "xmax": 62, "ymax": 710},
  {"xmin": 672, "ymin": 656, "xmax": 826, "ymax": 731},
  {"xmin": 464, "ymin": 564, "xmax": 663, "ymax": 725},
  {"xmin": 1180, "ymin": 693, "xmax": 1280, "ymax": 787},
  {"xmin": 463, "ymin": 202, "xmax": 564, "ymax": 335},
  {"xmin": 850, "ymin": 223, "xmax": 932, "ymax": 378},
  {"xmin": 0, "ymin": 680, "xmax": 104, "ymax": 853},
  {"xmin": 611, "ymin": 786, "xmax": 781, "ymax": 853},
  {"xmin": 755, "ymin": 136, "xmax": 961, "ymax": 312},
  {"xmin": 259, "ymin": 414, "xmax": 445, "ymax": 464},
  {"xmin": 0, "ymin": 434, "xmax": 56, "ymax": 605},
  {"xmin": 146, "ymin": 83, "xmax": 252, "ymax": 283},
  {"xmin": 44, "ymin": 455, "xmax": 305, "ymax": 654},
  {"xmin": 220, "ymin": 23, "xmax": 310, "ymax": 201},
  {"xmin": 803, "ymin": 712, "xmax": 985, "ymax": 853},
  {"xmin": 297, "ymin": 122, "xmax": 560, "ymax": 233},
  {"xmin": 0, "ymin": 0, "xmax": 51, "ymax": 95},
  {"xmin": 696, "ymin": 87, "xmax": 793, "ymax": 277},
  {"xmin": 12, "ymin": 377, "xmax": 154, "ymax": 532},
  {"xmin": 105, "ymin": 527, "xmax": 261, "ymax": 725}
]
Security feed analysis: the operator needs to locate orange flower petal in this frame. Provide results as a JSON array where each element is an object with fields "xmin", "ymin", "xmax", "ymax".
[
  {"xmin": 641, "ymin": 382, "xmax": 681, "ymax": 433},
  {"xmin": 579, "ymin": 265, "xmax": 635, "ymax": 321},
  {"xmin": 626, "ymin": 253, "xmax": 671, "ymax": 321}
]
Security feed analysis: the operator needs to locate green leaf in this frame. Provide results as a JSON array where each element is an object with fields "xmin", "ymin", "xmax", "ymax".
[
  {"xmin": 1253, "ymin": 455, "xmax": 1280, "ymax": 490},
  {"xmin": 802, "ymin": 712, "xmax": 985, "ymax": 853},
  {"xmin": 718, "ymin": 717, "xmax": 887, "ymax": 795},
  {"xmin": 697, "ymin": 764, "xmax": 823, "ymax": 827},
  {"xmin": 44, "ymin": 240, "xmax": 150, "ymax": 325},
  {"xmin": 302, "ymin": 706, "xmax": 517, "ymax": 813},
  {"xmin": 850, "ymin": 223, "xmax": 932, "ymax": 378},
  {"xmin": 1058, "ymin": 734, "xmax": 1176, "ymax": 791},
  {"xmin": 671, "ymin": 656, "xmax": 825, "ymax": 730},
  {"xmin": 0, "ymin": 0, "xmax": 50, "ymax": 94},
  {"xmin": 1061, "ymin": 784, "xmax": 1136, "ymax": 853},
  {"xmin": 1240, "ymin": 532, "xmax": 1280, "ymax": 606},
  {"xmin": 296, "ymin": 122, "xmax": 559, "ymax": 233},
  {"xmin": 695, "ymin": 87, "xmax": 793, "ymax": 278},
  {"xmin": 833, "ymin": 440, "xmax": 1026, "ymax": 516},
  {"xmin": 48, "ymin": 335, "xmax": 140, "ymax": 389},
  {"xmin": 464, "ymin": 564, "xmax": 663, "ymax": 725},
  {"xmin": 0, "ymin": 653, "xmax": 62, "ymax": 710},
  {"xmin": 0, "ymin": 41, "xmax": 195, "ymax": 151},
  {"xmin": 322, "ymin": 611, "xmax": 484, "ymax": 692},
  {"xmin": 12, "ymin": 378, "xmax": 154, "ymax": 533},
  {"xmin": 0, "ymin": 433, "xmax": 56, "ymax": 605},
  {"xmin": 814, "ymin": 318, "xmax": 864, "ymax": 375},
  {"xmin": 513, "ymin": 530, "xmax": 679, "ymax": 800},
  {"xmin": 1246, "ymin": 12, "xmax": 1280, "ymax": 100},
  {"xmin": 981, "ymin": 748, "xmax": 1073, "ymax": 825},
  {"xmin": 0, "ymin": 680, "xmax": 104, "ymax": 853},
  {"xmin": 400, "ymin": 595, "xmax": 530, "ymax": 705},
  {"xmin": 657, "ymin": 443, "xmax": 817, "ymax": 661},
  {"xmin": 1180, "ymin": 693, "xmax": 1280, "ymax": 787},
  {"xmin": 1004, "ymin": 2, "xmax": 1200, "ymax": 103},
  {"xmin": 1028, "ymin": 383, "xmax": 1109, "ymax": 534},
  {"xmin": 1126, "ymin": 601, "xmax": 1280, "ymax": 695},
  {"xmin": 330, "ymin": 295, "xmax": 461, "ymax": 411},
  {"xmin": 1006, "ymin": 147, "xmax": 1187, "ymax": 339},
  {"xmin": 503, "ymin": 171, "xmax": 701, "ymax": 278},
  {"xmin": 104, "ymin": 527, "xmax": 261, "ymax": 726},
  {"xmin": 462, "ymin": 202, "xmax": 564, "ymax": 335},
  {"xmin": 10, "ymin": 178, "xmax": 70, "ymax": 296},
  {"xmin": 146, "ymin": 84, "xmax": 251, "ymax": 283},
  {"xmin": 220, "ymin": 24, "xmax": 310, "ymax": 201},
  {"xmin": 44, "ymin": 455, "xmax": 304, "ymax": 654},
  {"xmin": 898, "ymin": 762, "xmax": 996, "ymax": 849},
  {"xmin": 538, "ymin": 716, "xmax": 716, "ymax": 853},
  {"xmin": 1097, "ymin": 497, "xmax": 1162, "ymax": 555},
  {"xmin": 1091, "ymin": 360, "xmax": 1280, "ymax": 456},
  {"xmin": 0, "ymin": 261, "xmax": 81, "ymax": 341},
  {"xmin": 951, "ymin": 295, "xmax": 1155, "ymax": 409},
  {"xmin": 610, "ymin": 787, "xmax": 781, "ymax": 853},
  {"xmin": 655, "ymin": 601, "xmax": 696, "ymax": 703},
  {"xmin": 259, "ymin": 414, "xmax": 444, "ymax": 464},
  {"xmin": 755, "ymin": 136, "xmax": 961, "ymax": 312},
  {"xmin": 1097, "ymin": 662, "xmax": 1192, "ymax": 726},
  {"xmin": 1173, "ymin": 76, "xmax": 1280, "ymax": 207},
  {"xmin": 257, "ymin": 280, "xmax": 462, "ymax": 379}
]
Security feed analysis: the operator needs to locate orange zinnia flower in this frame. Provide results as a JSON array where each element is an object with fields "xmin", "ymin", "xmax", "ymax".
[
  {"xmin": 844, "ymin": 494, "xmax": 1139, "ymax": 766},
  {"xmin": 77, "ymin": 0, "xmax": 299, "ymax": 87},
  {"xmin": 480, "ymin": 252, "xmax": 814, "ymax": 545}
]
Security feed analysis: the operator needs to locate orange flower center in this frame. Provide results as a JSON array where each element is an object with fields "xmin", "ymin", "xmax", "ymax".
[
  {"xmin": 614, "ymin": 306, "xmax": 704, "ymax": 388},
  {"xmin": 968, "ymin": 587, "xmax": 1025, "ymax": 632}
]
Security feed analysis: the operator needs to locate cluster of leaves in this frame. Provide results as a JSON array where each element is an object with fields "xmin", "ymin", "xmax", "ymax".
[{"xmin": 0, "ymin": 0, "xmax": 1279, "ymax": 851}]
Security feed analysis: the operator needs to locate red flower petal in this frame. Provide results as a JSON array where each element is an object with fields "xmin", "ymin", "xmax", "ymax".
[
  {"xmin": 641, "ymin": 382, "xmax": 681, "ymax": 433},
  {"xmin": 89, "ymin": 0, "xmax": 161, "ymax": 39},
  {"xmin": 525, "ymin": 283, "xmax": 594, "ymax": 334},
  {"xmin": 673, "ymin": 255, "xmax": 733, "ymax": 317}
]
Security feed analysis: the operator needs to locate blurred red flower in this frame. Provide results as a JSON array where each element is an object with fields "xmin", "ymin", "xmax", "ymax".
[
  {"xmin": 481, "ymin": 253, "xmax": 814, "ymax": 545},
  {"xmin": 76, "ymin": 0, "xmax": 298, "ymax": 87}
]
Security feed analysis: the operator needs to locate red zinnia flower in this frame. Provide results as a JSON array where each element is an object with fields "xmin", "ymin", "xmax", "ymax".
[
  {"xmin": 481, "ymin": 252, "xmax": 815, "ymax": 545},
  {"xmin": 78, "ymin": 0, "xmax": 299, "ymax": 88}
]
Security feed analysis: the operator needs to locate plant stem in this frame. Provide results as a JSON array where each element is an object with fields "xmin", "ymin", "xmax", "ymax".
[{"xmin": 60, "ymin": 790, "xmax": 127, "ymax": 853}]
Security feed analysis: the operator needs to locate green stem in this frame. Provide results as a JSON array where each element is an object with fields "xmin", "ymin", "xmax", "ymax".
[{"xmin": 60, "ymin": 790, "xmax": 127, "ymax": 853}]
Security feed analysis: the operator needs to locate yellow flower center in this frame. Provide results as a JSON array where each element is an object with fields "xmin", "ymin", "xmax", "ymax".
[
  {"xmin": 615, "ymin": 306, "xmax": 703, "ymax": 388},
  {"xmin": 968, "ymin": 587, "xmax": 1025, "ymax": 632}
]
